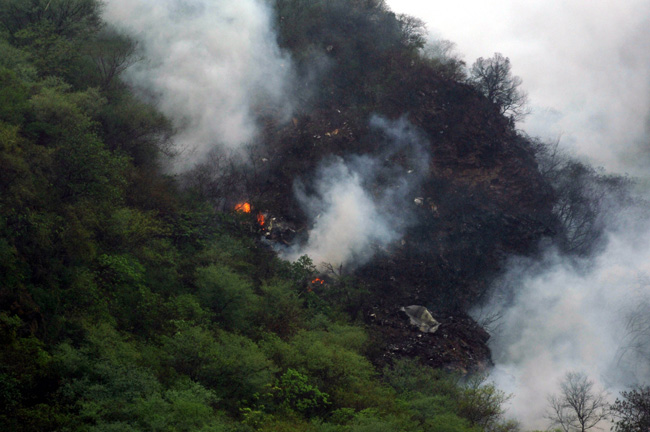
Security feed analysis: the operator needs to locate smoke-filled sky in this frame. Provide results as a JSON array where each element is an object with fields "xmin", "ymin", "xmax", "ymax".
[{"xmin": 388, "ymin": 0, "xmax": 650, "ymax": 175}]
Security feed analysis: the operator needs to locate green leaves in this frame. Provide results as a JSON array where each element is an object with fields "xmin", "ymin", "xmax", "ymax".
[
  {"xmin": 383, "ymin": 359, "xmax": 515, "ymax": 432},
  {"xmin": 195, "ymin": 264, "xmax": 259, "ymax": 332},
  {"xmin": 161, "ymin": 324, "xmax": 277, "ymax": 412},
  {"xmin": 0, "ymin": 68, "xmax": 28, "ymax": 124},
  {"xmin": 275, "ymin": 368, "xmax": 331, "ymax": 417}
]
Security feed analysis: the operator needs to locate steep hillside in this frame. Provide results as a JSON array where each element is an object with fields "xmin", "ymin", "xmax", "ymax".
[
  {"xmin": 1, "ymin": 0, "xmax": 627, "ymax": 430},
  {"xmin": 180, "ymin": 0, "xmax": 560, "ymax": 373}
]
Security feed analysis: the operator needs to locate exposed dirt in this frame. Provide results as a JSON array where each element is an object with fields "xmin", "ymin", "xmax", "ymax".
[{"xmin": 365, "ymin": 304, "xmax": 492, "ymax": 374}]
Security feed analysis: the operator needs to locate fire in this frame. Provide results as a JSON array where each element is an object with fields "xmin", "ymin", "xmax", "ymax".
[
  {"xmin": 311, "ymin": 278, "xmax": 325, "ymax": 285},
  {"xmin": 234, "ymin": 202, "xmax": 251, "ymax": 213},
  {"xmin": 234, "ymin": 202, "xmax": 266, "ymax": 227}
]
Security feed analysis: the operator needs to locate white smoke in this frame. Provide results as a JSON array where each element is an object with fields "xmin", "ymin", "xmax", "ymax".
[
  {"xmin": 281, "ymin": 116, "xmax": 429, "ymax": 269},
  {"xmin": 283, "ymin": 159, "xmax": 399, "ymax": 267},
  {"xmin": 476, "ymin": 202, "xmax": 650, "ymax": 429},
  {"xmin": 386, "ymin": 0, "xmax": 650, "ymax": 175},
  {"xmin": 102, "ymin": 0, "xmax": 294, "ymax": 166}
]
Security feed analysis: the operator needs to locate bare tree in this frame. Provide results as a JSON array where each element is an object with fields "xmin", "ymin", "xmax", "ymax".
[
  {"xmin": 617, "ymin": 290, "xmax": 650, "ymax": 381},
  {"xmin": 547, "ymin": 372, "xmax": 609, "ymax": 432},
  {"xmin": 531, "ymin": 136, "xmax": 634, "ymax": 255},
  {"xmin": 468, "ymin": 53, "xmax": 530, "ymax": 121}
]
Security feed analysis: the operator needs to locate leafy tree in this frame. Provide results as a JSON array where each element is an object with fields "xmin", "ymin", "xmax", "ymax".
[
  {"xmin": 384, "ymin": 359, "xmax": 515, "ymax": 432},
  {"xmin": 0, "ymin": 0, "xmax": 102, "ymax": 38},
  {"xmin": 194, "ymin": 264, "xmax": 259, "ymax": 332},
  {"xmin": 273, "ymin": 368, "xmax": 331, "ymax": 417},
  {"xmin": 0, "ymin": 38, "xmax": 38, "ymax": 81},
  {"xmin": 203, "ymin": 331, "xmax": 278, "ymax": 410},
  {"xmin": 0, "ymin": 68, "xmax": 29, "ymax": 124},
  {"xmin": 98, "ymin": 92, "xmax": 174, "ymax": 167},
  {"xmin": 85, "ymin": 28, "xmax": 140, "ymax": 90},
  {"xmin": 261, "ymin": 326, "xmax": 391, "ymax": 411},
  {"xmin": 611, "ymin": 386, "xmax": 650, "ymax": 432},
  {"xmin": 468, "ymin": 53, "xmax": 529, "ymax": 121},
  {"xmin": 457, "ymin": 375, "xmax": 513, "ymax": 431},
  {"xmin": 255, "ymin": 281, "xmax": 305, "ymax": 337},
  {"xmin": 547, "ymin": 372, "xmax": 609, "ymax": 432}
]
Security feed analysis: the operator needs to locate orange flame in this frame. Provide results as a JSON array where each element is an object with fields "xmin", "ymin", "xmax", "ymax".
[
  {"xmin": 311, "ymin": 278, "xmax": 325, "ymax": 285},
  {"xmin": 235, "ymin": 202, "xmax": 251, "ymax": 213},
  {"xmin": 257, "ymin": 213, "xmax": 265, "ymax": 226}
]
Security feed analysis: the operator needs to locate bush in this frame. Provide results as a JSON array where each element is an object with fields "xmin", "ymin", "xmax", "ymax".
[
  {"xmin": 195, "ymin": 265, "xmax": 259, "ymax": 332},
  {"xmin": 274, "ymin": 368, "xmax": 331, "ymax": 417}
]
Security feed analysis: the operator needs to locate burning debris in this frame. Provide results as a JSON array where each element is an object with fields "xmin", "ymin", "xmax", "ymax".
[
  {"xmin": 235, "ymin": 202, "xmax": 252, "ymax": 213},
  {"xmin": 257, "ymin": 213, "xmax": 266, "ymax": 226},
  {"xmin": 234, "ymin": 202, "xmax": 267, "ymax": 228}
]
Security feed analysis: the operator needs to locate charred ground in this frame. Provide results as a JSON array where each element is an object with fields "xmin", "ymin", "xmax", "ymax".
[{"xmin": 192, "ymin": 13, "xmax": 561, "ymax": 371}]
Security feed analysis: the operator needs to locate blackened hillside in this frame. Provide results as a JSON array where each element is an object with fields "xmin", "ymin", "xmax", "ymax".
[{"xmin": 188, "ymin": 0, "xmax": 561, "ymax": 371}]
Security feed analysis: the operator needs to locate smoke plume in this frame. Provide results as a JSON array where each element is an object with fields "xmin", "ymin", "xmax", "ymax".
[
  {"xmin": 281, "ymin": 116, "xmax": 429, "ymax": 269},
  {"xmin": 475, "ymin": 200, "xmax": 650, "ymax": 429},
  {"xmin": 102, "ymin": 0, "xmax": 294, "ymax": 166}
]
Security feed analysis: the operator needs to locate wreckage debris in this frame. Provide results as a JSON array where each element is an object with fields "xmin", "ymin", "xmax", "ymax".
[{"xmin": 400, "ymin": 305, "xmax": 440, "ymax": 334}]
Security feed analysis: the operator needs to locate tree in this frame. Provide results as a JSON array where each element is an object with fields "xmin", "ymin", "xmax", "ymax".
[
  {"xmin": 86, "ymin": 28, "xmax": 140, "ymax": 90},
  {"xmin": 397, "ymin": 13, "xmax": 426, "ymax": 50},
  {"xmin": 547, "ymin": 372, "xmax": 609, "ymax": 432},
  {"xmin": 532, "ymin": 137, "xmax": 633, "ymax": 255},
  {"xmin": 0, "ymin": 0, "xmax": 102, "ymax": 38},
  {"xmin": 611, "ymin": 386, "xmax": 650, "ymax": 432},
  {"xmin": 468, "ymin": 53, "xmax": 529, "ymax": 121},
  {"xmin": 457, "ymin": 374, "xmax": 514, "ymax": 431}
]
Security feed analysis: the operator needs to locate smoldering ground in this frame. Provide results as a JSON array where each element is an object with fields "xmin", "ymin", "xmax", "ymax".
[{"xmin": 279, "ymin": 116, "xmax": 430, "ymax": 270}]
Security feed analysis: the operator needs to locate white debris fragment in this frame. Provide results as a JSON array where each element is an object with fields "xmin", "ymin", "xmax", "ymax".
[{"xmin": 400, "ymin": 305, "xmax": 440, "ymax": 333}]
